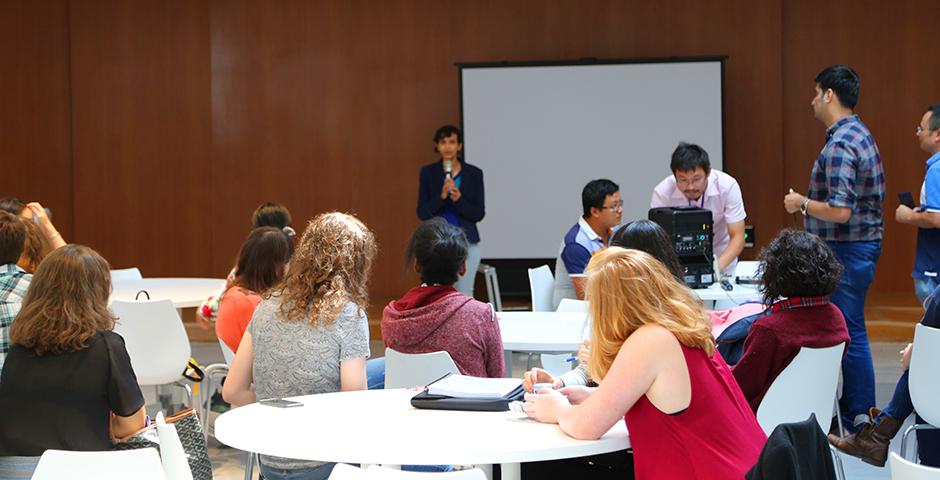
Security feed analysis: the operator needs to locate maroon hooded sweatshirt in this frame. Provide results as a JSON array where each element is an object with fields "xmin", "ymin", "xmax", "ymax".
[{"xmin": 381, "ymin": 285, "xmax": 505, "ymax": 378}]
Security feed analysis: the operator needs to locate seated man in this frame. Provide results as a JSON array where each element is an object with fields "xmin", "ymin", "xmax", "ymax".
[
  {"xmin": 0, "ymin": 212, "xmax": 31, "ymax": 372},
  {"xmin": 731, "ymin": 229, "xmax": 849, "ymax": 412},
  {"xmin": 829, "ymin": 282, "xmax": 940, "ymax": 468},
  {"xmin": 651, "ymin": 142, "xmax": 746, "ymax": 275},
  {"xmin": 551, "ymin": 179, "xmax": 621, "ymax": 309}
]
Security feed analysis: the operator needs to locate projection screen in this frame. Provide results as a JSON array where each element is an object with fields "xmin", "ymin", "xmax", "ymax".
[{"xmin": 459, "ymin": 58, "xmax": 725, "ymax": 259}]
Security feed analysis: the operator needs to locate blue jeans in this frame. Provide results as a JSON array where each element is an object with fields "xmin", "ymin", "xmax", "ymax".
[
  {"xmin": 366, "ymin": 357, "xmax": 385, "ymax": 390},
  {"xmin": 914, "ymin": 277, "xmax": 938, "ymax": 308},
  {"xmin": 827, "ymin": 240, "xmax": 880, "ymax": 430},
  {"xmin": 260, "ymin": 462, "xmax": 336, "ymax": 480}
]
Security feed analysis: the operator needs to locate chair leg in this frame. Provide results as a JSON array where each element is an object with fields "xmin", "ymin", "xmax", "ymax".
[
  {"xmin": 244, "ymin": 451, "xmax": 257, "ymax": 480},
  {"xmin": 829, "ymin": 444, "xmax": 846, "ymax": 480}
]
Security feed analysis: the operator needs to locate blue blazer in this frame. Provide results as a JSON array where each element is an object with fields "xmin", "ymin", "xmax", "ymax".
[{"xmin": 417, "ymin": 160, "xmax": 485, "ymax": 244}]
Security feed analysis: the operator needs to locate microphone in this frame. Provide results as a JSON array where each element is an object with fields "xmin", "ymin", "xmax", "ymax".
[
  {"xmin": 443, "ymin": 159, "xmax": 453, "ymax": 179},
  {"xmin": 443, "ymin": 159, "xmax": 453, "ymax": 195}
]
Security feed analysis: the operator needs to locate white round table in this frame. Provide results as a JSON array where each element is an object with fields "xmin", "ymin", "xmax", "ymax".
[
  {"xmin": 110, "ymin": 277, "xmax": 225, "ymax": 308},
  {"xmin": 214, "ymin": 389, "xmax": 630, "ymax": 480}
]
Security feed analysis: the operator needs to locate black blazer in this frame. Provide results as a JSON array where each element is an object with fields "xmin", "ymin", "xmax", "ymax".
[{"xmin": 416, "ymin": 160, "xmax": 485, "ymax": 243}]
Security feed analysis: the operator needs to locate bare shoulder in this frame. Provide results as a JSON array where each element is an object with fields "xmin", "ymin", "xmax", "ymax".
[{"xmin": 622, "ymin": 324, "xmax": 679, "ymax": 353}]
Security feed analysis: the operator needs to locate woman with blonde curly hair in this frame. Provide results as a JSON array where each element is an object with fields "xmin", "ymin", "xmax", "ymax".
[
  {"xmin": 524, "ymin": 247, "xmax": 765, "ymax": 479},
  {"xmin": 224, "ymin": 212, "xmax": 376, "ymax": 480}
]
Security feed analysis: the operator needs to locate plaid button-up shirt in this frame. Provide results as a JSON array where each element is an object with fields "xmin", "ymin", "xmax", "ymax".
[
  {"xmin": 805, "ymin": 115, "xmax": 885, "ymax": 242},
  {"xmin": 0, "ymin": 263, "xmax": 31, "ymax": 371}
]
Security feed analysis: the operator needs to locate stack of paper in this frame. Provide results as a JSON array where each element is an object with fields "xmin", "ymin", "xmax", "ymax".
[{"xmin": 428, "ymin": 374, "xmax": 523, "ymax": 398}]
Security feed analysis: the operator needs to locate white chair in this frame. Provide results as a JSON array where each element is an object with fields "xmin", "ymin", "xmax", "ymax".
[
  {"xmin": 900, "ymin": 324, "xmax": 940, "ymax": 460},
  {"xmin": 329, "ymin": 463, "xmax": 487, "ymax": 479},
  {"xmin": 198, "ymin": 338, "xmax": 233, "ymax": 439},
  {"xmin": 111, "ymin": 299, "xmax": 194, "ymax": 407},
  {"xmin": 556, "ymin": 298, "xmax": 588, "ymax": 313},
  {"xmin": 384, "ymin": 348, "xmax": 460, "ymax": 389},
  {"xmin": 527, "ymin": 265, "xmax": 554, "ymax": 312},
  {"xmin": 756, "ymin": 343, "xmax": 846, "ymax": 479},
  {"xmin": 111, "ymin": 267, "xmax": 143, "ymax": 282},
  {"xmin": 890, "ymin": 451, "xmax": 940, "ymax": 479},
  {"xmin": 31, "ymin": 448, "xmax": 166, "ymax": 480},
  {"xmin": 478, "ymin": 263, "xmax": 503, "ymax": 312}
]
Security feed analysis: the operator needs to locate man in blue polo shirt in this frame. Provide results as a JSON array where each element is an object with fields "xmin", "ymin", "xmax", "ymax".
[
  {"xmin": 552, "ymin": 179, "xmax": 621, "ymax": 309},
  {"xmin": 784, "ymin": 65, "xmax": 885, "ymax": 431},
  {"xmin": 896, "ymin": 104, "xmax": 940, "ymax": 305}
]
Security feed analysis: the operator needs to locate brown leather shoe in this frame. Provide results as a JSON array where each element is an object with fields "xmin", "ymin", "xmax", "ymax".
[{"xmin": 828, "ymin": 408, "xmax": 902, "ymax": 467}]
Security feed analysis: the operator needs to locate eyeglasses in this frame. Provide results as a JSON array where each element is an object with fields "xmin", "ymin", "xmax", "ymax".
[
  {"xmin": 676, "ymin": 176, "xmax": 707, "ymax": 187},
  {"xmin": 600, "ymin": 201, "xmax": 624, "ymax": 211},
  {"xmin": 917, "ymin": 125, "xmax": 937, "ymax": 134}
]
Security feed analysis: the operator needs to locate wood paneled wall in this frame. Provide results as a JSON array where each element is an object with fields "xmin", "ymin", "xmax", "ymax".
[{"xmin": 2, "ymin": 0, "xmax": 935, "ymax": 306}]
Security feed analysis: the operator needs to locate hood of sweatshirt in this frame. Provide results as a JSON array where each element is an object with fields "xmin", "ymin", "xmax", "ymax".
[{"xmin": 381, "ymin": 286, "xmax": 476, "ymax": 348}]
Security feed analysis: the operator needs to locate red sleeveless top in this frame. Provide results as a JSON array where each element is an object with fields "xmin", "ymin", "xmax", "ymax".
[{"xmin": 625, "ymin": 344, "xmax": 766, "ymax": 479}]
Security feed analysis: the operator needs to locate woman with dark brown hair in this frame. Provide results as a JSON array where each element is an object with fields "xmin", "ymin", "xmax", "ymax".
[
  {"xmin": 0, "ymin": 245, "xmax": 145, "ymax": 478},
  {"xmin": 224, "ymin": 212, "xmax": 376, "ymax": 480},
  {"xmin": 215, "ymin": 226, "xmax": 293, "ymax": 353}
]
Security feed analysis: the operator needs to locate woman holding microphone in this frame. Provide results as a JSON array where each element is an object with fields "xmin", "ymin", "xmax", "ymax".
[{"xmin": 417, "ymin": 125, "xmax": 485, "ymax": 296}]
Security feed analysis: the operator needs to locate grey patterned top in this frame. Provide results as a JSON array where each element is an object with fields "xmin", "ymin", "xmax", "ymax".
[{"xmin": 248, "ymin": 296, "xmax": 370, "ymax": 471}]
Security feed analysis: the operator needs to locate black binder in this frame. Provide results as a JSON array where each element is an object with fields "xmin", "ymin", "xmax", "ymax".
[{"xmin": 410, "ymin": 374, "xmax": 526, "ymax": 412}]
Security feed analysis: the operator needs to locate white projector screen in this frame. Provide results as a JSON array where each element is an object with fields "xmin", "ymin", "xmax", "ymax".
[{"xmin": 460, "ymin": 59, "xmax": 724, "ymax": 259}]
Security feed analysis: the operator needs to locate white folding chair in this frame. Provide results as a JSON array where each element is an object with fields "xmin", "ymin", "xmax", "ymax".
[
  {"xmin": 111, "ymin": 299, "xmax": 194, "ymax": 408},
  {"xmin": 384, "ymin": 348, "xmax": 460, "ymax": 389},
  {"xmin": 31, "ymin": 448, "xmax": 166, "ymax": 480},
  {"xmin": 110, "ymin": 267, "xmax": 143, "ymax": 282},
  {"xmin": 329, "ymin": 463, "xmax": 487, "ymax": 479},
  {"xmin": 198, "ymin": 338, "xmax": 233, "ymax": 439},
  {"xmin": 890, "ymin": 451, "xmax": 940, "ymax": 479},
  {"xmin": 527, "ymin": 265, "xmax": 554, "ymax": 312},
  {"xmin": 756, "ymin": 343, "xmax": 846, "ymax": 479},
  {"xmin": 900, "ymin": 324, "xmax": 940, "ymax": 461}
]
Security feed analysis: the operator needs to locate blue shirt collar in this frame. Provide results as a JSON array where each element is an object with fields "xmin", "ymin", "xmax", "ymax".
[{"xmin": 927, "ymin": 151, "xmax": 940, "ymax": 168}]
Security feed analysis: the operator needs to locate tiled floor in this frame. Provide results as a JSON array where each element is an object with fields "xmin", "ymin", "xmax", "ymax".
[{"xmin": 192, "ymin": 340, "xmax": 911, "ymax": 479}]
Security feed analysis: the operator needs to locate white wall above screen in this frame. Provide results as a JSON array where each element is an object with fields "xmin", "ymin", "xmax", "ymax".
[{"xmin": 460, "ymin": 59, "xmax": 724, "ymax": 259}]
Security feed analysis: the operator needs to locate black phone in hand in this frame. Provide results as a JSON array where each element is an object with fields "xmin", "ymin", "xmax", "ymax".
[{"xmin": 899, "ymin": 192, "xmax": 915, "ymax": 209}]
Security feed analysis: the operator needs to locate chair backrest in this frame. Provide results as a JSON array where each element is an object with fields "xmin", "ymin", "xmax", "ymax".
[
  {"xmin": 111, "ymin": 299, "xmax": 192, "ymax": 386},
  {"xmin": 110, "ymin": 267, "xmax": 143, "ymax": 282},
  {"xmin": 556, "ymin": 298, "xmax": 588, "ymax": 313},
  {"xmin": 528, "ymin": 265, "xmax": 555, "ymax": 312},
  {"xmin": 756, "ymin": 343, "xmax": 845, "ymax": 436},
  {"xmin": 32, "ymin": 448, "xmax": 166, "ymax": 480},
  {"xmin": 219, "ymin": 338, "xmax": 236, "ymax": 366},
  {"xmin": 384, "ymin": 348, "xmax": 460, "ymax": 389},
  {"xmin": 910, "ymin": 324, "xmax": 940, "ymax": 427},
  {"xmin": 889, "ymin": 451, "xmax": 940, "ymax": 479},
  {"xmin": 155, "ymin": 412, "xmax": 194, "ymax": 480},
  {"xmin": 329, "ymin": 463, "xmax": 487, "ymax": 479}
]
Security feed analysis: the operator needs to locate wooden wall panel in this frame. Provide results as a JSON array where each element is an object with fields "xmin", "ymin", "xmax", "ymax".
[
  {"xmin": 69, "ymin": 0, "xmax": 212, "ymax": 275},
  {"xmin": 210, "ymin": 0, "xmax": 785, "ymax": 299},
  {"xmin": 782, "ymin": 1, "xmax": 940, "ymax": 304},
  {"xmin": 0, "ymin": 0, "xmax": 72, "ymax": 237}
]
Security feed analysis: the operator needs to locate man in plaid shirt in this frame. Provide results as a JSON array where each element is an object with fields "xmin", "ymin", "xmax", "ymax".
[
  {"xmin": 0, "ymin": 211, "xmax": 31, "ymax": 373},
  {"xmin": 784, "ymin": 65, "xmax": 884, "ymax": 432}
]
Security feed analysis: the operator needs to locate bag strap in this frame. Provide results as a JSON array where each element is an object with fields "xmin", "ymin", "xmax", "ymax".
[{"xmin": 182, "ymin": 358, "xmax": 205, "ymax": 382}]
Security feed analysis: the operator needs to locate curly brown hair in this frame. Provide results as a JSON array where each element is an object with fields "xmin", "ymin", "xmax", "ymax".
[
  {"xmin": 758, "ymin": 229, "xmax": 842, "ymax": 303},
  {"xmin": 273, "ymin": 212, "xmax": 376, "ymax": 326},
  {"xmin": 11, "ymin": 244, "xmax": 116, "ymax": 355}
]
